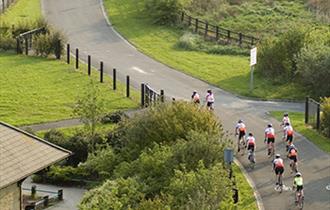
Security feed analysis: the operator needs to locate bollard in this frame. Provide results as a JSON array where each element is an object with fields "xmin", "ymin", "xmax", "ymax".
[
  {"xmin": 88, "ymin": 55, "xmax": 91, "ymax": 76},
  {"xmin": 55, "ymin": 39, "xmax": 61, "ymax": 59},
  {"xmin": 113, "ymin": 68, "xmax": 116, "ymax": 90},
  {"xmin": 75, "ymin": 48, "xmax": 79, "ymax": 69},
  {"xmin": 160, "ymin": 90, "xmax": 164, "ymax": 102},
  {"xmin": 100, "ymin": 61, "xmax": 103, "ymax": 83},
  {"xmin": 141, "ymin": 83, "xmax": 145, "ymax": 107},
  {"xmin": 67, "ymin": 44, "xmax": 70, "ymax": 64},
  {"xmin": 58, "ymin": 189, "xmax": 63, "ymax": 201},
  {"xmin": 305, "ymin": 97, "xmax": 309, "ymax": 124},
  {"xmin": 126, "ymin": 75, "xmax": 130, "ymax": 98},
  {"xmin": 31, "ymin": 185, "xmax": 36, "ymax": 199},
  {"xmin": 316, "ymin": 103, "xmax": 321, "ymax": 130},
  {"xmin": 43, "ymin": 195, "xmax": 49, "ymax": 207}
]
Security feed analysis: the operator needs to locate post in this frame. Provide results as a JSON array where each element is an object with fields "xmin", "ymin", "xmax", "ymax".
[
  {"xmin": 227, "ymin": 30, "xmax": 231, "ymax": 40},
  {"xmin": 251, "ymin": 37, "xmax": 254, "ymax": 46},
  {"xmin": 215, "ymin": 26, "xmax": 219, "ymax": 40},
  {"xmin": 126, "ymin": 75, "xmax": 130, "ymax": 98},
  {"xmin": 250, "ymin": 65, "xmax": 254, "ymax": 92},
  {"xmin": 181, "ymin": 11, "xmax": 184, "ymax": 22},
  {"xmin": 239, "ymin": 33, "xmax": 242, "ymax": 46},
  {"xmin": 43, "ymin": 195, "xmax": 49, "ymax": 207},
  {"xmin": 113, "ymin": 68, "xmax": 116, "ymax": 90},
  {"xmin": 75, "ymin": 48, "xmax": 79, "ymax": 69},
  {"xmin": 31, "ymin": 185, "xmax": 36, "ymax": 199},
  {"xmin": 316, "ymin": 103, "xmax": 321, "ymax": 130},
  {"xmin": 67, "ymin": 44, "xmax": 70, "ymax": 64},
  {"xmin": 88, "ymin": 55, "xmax": 91, "ymax": 76},
  {"xmin": 58, "ymin": 189, "xmax": 63, "ymax": 201},
  {"xmin": 55, "ymin": 39, "xmax": 61, "ymax": 59},
  {"xmin": 188, "ymin": 16, "xmax": 192, "ymax": 26},
  {"xmin": 16, "ymin": 38, "xmax": 21, "ymax": 54},
  {"xmin": 160, "ymin": 90, "xmax": 164, "ymax": 102},
  {"xmin": 195, "ymin": 18, "xmax": 198, "ymax": 33},
  {"xmin": 305, "ymin": 97, "xmax": 309, "ymax": 124},
  {"xmin": 205, "ymin": 22, "xmax": 208, "ymax": 37},
  {"xmin": 100, "ymin": 61, "xmax": 103, "ymax": 83},
  {"xmin": 141, "ymin": 83, "xmax": 145, "ymax": 107},
  {"xmin": 25, "ymin": 37, "xmax": 28, "ymax": 55}
]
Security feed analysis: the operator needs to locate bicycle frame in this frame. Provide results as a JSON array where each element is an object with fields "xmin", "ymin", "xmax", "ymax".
[{"xmin": 296, "ymin": 189, "xmax": 304, "ymax": 209}]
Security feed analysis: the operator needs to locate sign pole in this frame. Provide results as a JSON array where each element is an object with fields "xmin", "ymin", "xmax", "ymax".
[
  {"xmin": 250, "ymin": 65, "xmax": 254, "ymax": 93},
  {"xmin": 249, "ymin": 47, "xmax": 257, "ymax": 93}
]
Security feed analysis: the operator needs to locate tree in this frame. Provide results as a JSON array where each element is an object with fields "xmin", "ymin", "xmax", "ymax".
[{"xmin": 73, "ymin": 80, "xmax": 105, "ymax": 152}]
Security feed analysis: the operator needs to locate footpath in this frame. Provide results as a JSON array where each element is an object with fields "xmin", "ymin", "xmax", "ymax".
[{"xmin": 41, "ymin": 0, "xmax": 330, "ymax": 209}]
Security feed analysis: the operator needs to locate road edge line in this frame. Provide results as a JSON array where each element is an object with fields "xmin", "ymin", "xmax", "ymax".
[{"xmin": 234, "ymin": 158, "xmax": 265, "ymax": 210}]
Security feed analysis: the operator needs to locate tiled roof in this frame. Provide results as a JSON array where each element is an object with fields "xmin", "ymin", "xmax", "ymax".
[{"xmin": 0, "ymin": 122, "xmax": 71, "ymax": 189}]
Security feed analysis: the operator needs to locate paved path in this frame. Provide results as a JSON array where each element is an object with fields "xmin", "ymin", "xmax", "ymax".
[{"xmin": 42, "ymin": 0, "xmax": 330, "ymax": 209}]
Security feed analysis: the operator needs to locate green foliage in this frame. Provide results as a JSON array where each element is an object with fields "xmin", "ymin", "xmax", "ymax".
[
  {"xmin": 101, "ymin": 111, "xmax": 125, "ymax": 124},
  {"xmin": 79, "ymin": 178, "xmax": 144, "ymax": 210},
  {"xmin": 144, "ymin": 0, "xmax": 185, "ymax": 25},
  {"xmin": 176, "ymin": 32, "xmax": 204, "ymax": 50},
  {"xmin": 321, "ymin": 97, "xmax": 330, "ymax": 138},
  {"xmin": 33, "ymin": 30, "xmax": 65, "ymax": 57}
]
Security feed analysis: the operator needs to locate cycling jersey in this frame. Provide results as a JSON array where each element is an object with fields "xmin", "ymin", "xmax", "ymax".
[
  {"xmin": 236, "ymin": 123, "xmax": 246, "ymax": 132},
  {"xmin": 192, "ymin": 93, "xmax": 200, "ymax": 103},
  {"xmin": 282, "ymin": 116, "xmax": 291, "ymax": 125},
  {"xmin": 246, "ymin": 136, "xmax": 255, "ymax": 145},
  {"xmin": 294, "ymin": 177, "xmax": 303, "ymax": 186},
  {"xmin": 289, "ymin": 148, "xmax": 297, "ymax": 157},
  {"xmin": 285, "ymin": 125, "xmax": 294, "ymax": 136},
  {"xmin": 265, "ymin": 127, "xmax": 275, "ymax": 138},
  {"xmin": 273, "ymin": 158, "xmax": 284, "ymax": 169},
  {"xmin": 206, "ymin": 93, "xmax": 215, "ymax": 103}
]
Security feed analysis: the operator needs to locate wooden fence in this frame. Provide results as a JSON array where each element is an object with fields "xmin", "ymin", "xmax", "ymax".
[
  {"xmin": 23, "ymin": 186, "xmax": 63, "ymax": 210},
  {"xmin": 180, "ymin": 12, "xmax": 259, "ymax": 48},
  {"xmin": 0, "ymin": 0, "xmax": 15, "ymax": 14}
]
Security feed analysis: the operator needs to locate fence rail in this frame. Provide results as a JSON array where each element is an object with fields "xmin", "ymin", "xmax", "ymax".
[
  {"xmin": 305, "ymin": 97, "xmax": 321, "ymax": 130},
  {"xmin": 16, "ymin": 27, "xmax": 46, "ymax": 55},
  {"xmin": 23, "ymin": 186, "xmax": 63, "ymax": 210},
  {"xmin": 0, "ymin": 0, "xmax": 15, "ymax": 14},
  {"xmin": 180, "ymin": 12, "xmax": 259, "ymax": 48}
]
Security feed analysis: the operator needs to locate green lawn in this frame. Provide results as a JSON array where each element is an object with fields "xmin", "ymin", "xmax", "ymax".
[
  {"xmin": 270, "ymin": 111, "xmax": 330, "ymax": 153},
  {"xmin": 0, "ymin": 52, "xmax": 139, "ymax": 126},
  {"xmin": 0, "ymin": 0, "xmax": 41, "ymax": 23},
  {"xmin": 104, "ymin": 0, "xmax": 305, "ymax": 100}
]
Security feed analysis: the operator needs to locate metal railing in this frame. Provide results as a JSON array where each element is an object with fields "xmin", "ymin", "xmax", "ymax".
[
  {"xmin": 16, "ymin": 27, "xmax": 46, "ymax": 55},
  {"xmin": 305, "ymin": 97, "xmax": 321, "ymax": 130}
]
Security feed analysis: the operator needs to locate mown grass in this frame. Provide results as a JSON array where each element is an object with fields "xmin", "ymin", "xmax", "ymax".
[
  {"xmin": 104, "ymin": 0, "xmax": 305, "ymax": 100},
  {"xmin": 270, "ymin": 111, "xmax": 330, "ymax": 154},
  {"xmin": 0, "ymin": 52, "xmax": 139, "ymax": 126},
  {"xmin": 0, "ymin": 0, "xmax": 41, "ymax": 23}
]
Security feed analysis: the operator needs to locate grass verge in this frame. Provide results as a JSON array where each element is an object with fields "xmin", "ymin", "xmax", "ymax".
[
  {"xmin": 270, "ymin": 111, "xmax": 330, "ymax": 153},
  {"xmin": 0, "ymin": 0, "xmax": 41, "ymax": 23},
  {"xmin": 104, "ymin": 0, "xmax": 306, "ymax": 100},
  {"xmin": 0, "ymin": 52, "xmax": 139, "ymax": 126}
]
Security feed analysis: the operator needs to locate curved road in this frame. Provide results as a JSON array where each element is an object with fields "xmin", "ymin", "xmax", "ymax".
[{"xmin": 42, "ymin": 0, "xmax": 330, "ymax": 209}]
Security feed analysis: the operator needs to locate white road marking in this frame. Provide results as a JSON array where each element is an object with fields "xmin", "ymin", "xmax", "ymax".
[{"xmin": 131, "ymin": 66, "xmax": 147, "ymax": 74}]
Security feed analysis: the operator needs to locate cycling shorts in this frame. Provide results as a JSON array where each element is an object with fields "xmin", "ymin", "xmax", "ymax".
[
  {"xmin": 207, "ymin": 101, "xmax": 214, "ymax": 107},
  {"xmin": 239, "ymin": 131, "xmax": 246, "ymax": 139},
  {"xmin": 296, "ymin": 185, "xmax": 303, "ymax": 192},
  {"xmin": 275, "ymin": 167, "xmax": 284, "ymax": 175},
  {"xmin": 286, "ymin": 135, "xmax": 293, "ymax": 142},
  {"xmin": 289, "ymin": 155, "xmax": 297, "ymax": 163},
  {"xmin": 267, "ymin": 138, "xmax": 275, "ymax": 144},
  {"xmin": 247, "ymin": 144, "xmax": 255, "ymax": 152}
]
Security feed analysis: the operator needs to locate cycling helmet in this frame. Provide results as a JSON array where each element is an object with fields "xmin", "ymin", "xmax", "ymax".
[
  {"xmin": 238, "ymin": 119, "xmax": 243, "ymax": 123},
  {"xmin": 275, "ymin": 154, "xmax": 281, "ymax": 158},
  {"xmin": 268, "ymin": 123, "xmax": 273, "ymax": 127},
  {"xmin": 193, "ymin": 90, "xmax": 197, "ymax": 94},
  {"xmin": 295, "ymin": 172, "xmax": 302, "ymax": 177},
  {"xmin": 248, "ymin": 132, "xmax": 253, "ymax": 136},
  {"xmin": 285, "ymin": 122, "xmax": 290, "ymax": 126},
  {"xmin": 207, "ymin": 89, "xmax": 212, "ymax": 93},
  {"xmin": 284, "ymin": 113, "xmax": 289, "ymax": 117}
]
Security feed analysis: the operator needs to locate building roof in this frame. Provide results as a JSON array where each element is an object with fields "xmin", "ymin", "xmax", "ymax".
[{"xmin": 0, "ymin": 122, "xmax": 71, "ymax": 189}]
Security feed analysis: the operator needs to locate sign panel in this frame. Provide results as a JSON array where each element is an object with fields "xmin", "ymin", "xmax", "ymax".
[{"xmin": 250, "ymin": 47, "xmax": 257, "ymax": 66}]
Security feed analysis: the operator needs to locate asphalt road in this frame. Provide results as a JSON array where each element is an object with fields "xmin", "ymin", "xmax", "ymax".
[{"xmin": 42, "ymin": 0, "xmax": 330, "ymax": 209}]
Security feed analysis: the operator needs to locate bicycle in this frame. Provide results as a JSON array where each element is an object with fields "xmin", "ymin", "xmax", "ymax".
[
  {"xmin": 236, "ymin": 133, "xmax": 246, "ymax": 154},
  {"xmin": 289, "ymin": 159, "xmax": 298, "ymax": 174},
  {"xmin": 247, "ymin": 149, "xmax": 256, "ymax": 169},
  {"xmin": 294, "ymin": 187, "xmax": 304, "ymax": 209},
  {"xmin": 266, "ymin": 140, "xmax": 275, "ymax": 159},
  {"xmin": 275, "ymin": 173, "xmax": 283, "ymax": 193}
]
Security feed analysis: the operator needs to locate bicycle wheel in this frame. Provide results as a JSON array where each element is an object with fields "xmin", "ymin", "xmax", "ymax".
[{"xmin": 298, "ymin": 196, "xmax": 304, "ymax": 209}]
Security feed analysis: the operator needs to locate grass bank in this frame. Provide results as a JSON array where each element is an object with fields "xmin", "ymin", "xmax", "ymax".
[
  {"xmin": 104, "ymin": 0, "xmax": 305, "ymax": 100},
  {"xmin": 0, "ymin": 52, "xmax": 139, "ymax": 126},
  {"xmin": 0, "ymin": 0, "xmax": 41, "ymax": 23},
  {"xmin": 270, "ymin": 111, "xmax": 330, "ymax": 153}
]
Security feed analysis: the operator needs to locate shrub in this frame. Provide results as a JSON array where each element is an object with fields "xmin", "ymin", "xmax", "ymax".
[
  {"xmin": 33, "ymin": 30, "xmax": 65, "ymax": 57},
  {"xmin": 320, "ymin": 97, "xmax": 330, "ymax": 138},
  {"xmin": 144, "ymin": 0, "xmax": 185, "ymax": 25},
  {"xmin": 207, "ymin": 44, "xmax": 249, "ymax": 56},
  {"xmin": 176, "ymin": 32, "xmax": 204, "ymax": 50},
  {"xmin": 101, "ymin": 111, "xmax": 125, "ymax": 124},
  {"xmin": 0, "ymin": 35, "xmax": 15, "ymax": 51},
  {"xmin": 79, "ymin": 178, "xmax": 144, "ymax": 210}
]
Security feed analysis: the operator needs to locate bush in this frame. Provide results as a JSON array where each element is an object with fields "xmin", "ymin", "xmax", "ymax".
[
  {"xmin": 321, "ymin": 97, "xmax": 330, "ymax": 138},
  {"xmin": 144, "ymin": 0, "xmax": 185, "ymax": 25},
  {"xmin": 207, "ymin": 44, "xmax": 249, "ymax": 56},
  {"xmin": 101, "ymin": 111, "xmax": 125, "ymax": 124},
  {"xmin": 176, "ymin": 32, "xmax": 204, "ymax": 50},
  {"xmin": 0, "ymin": 35, "xmax": 15, "ymax": 51},
  {"xmin": 33, "ymin": 30, "xmax": 65, "ymax": 57}
]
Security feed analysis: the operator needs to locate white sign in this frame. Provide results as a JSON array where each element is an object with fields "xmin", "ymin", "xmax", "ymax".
[{"xmin": 250, "ymin": 47, "xmax": 257, "ymax": 66}]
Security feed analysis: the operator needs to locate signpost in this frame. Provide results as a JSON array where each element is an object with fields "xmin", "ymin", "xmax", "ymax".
[{"xmin": 250, "ymin": 47, "xmax": 257, "ymax": 92}]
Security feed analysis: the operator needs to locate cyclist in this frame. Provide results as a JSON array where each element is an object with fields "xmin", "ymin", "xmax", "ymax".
[
  {"xmin": 205, "ymin": 89, "xmax": 215, "ymax": 111},
  {"xmin": 284, "ymin": 122, "xmax": 294, "ymax": 150},
  {"xmin": 293, "ymin": 172, "xmax": 304, "ymax": 205},
  {"xmin": 191, "ymin": 90, "xmax": 200, "ymax": 104},
  {"xmin": 235, "ymin": 120, "xmax": 246, "ymax": 152},
  {"xmin": 264, "ymin": 123, "xmax": 275, "ymax": 156},
  {"xmin": 287, "ymin": 144, "xmax": 298, "ymax": 173},
  {"xmin": 280, "ymin": 113, "xmax": 291, "ymax": 127},
  {"xmin": 246, "ymin": 133, "xmax": 256, "ymax": 163},
  {"xmin": 273, "ymin": 154, "xmax": 285, "ymax": 186}
]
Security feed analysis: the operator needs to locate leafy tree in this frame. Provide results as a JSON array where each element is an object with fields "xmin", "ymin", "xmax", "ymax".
[
  {"xmin": 74, "ymin": 80, "xmax": 105, "ymax": 152},
  {"xmin": 320, "ymin": 97, "xmax": 330, "ymax": 138}
]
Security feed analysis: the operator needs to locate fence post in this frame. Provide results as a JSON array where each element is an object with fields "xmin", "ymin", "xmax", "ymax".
[
  {"xmin": 188, "ymin": 16, "xmax": 192, "ymax": 26},
  {"xmin": 205, "ymin": 22, "xmax": 208, "ymax": 37},
  {"xmin": 67, "ymin": 44, "xmax": 70, "ymax": 64},
  {"xmin": 181, "ymin": 11, "xmax": 184, "ymax": 22},
  {"xmin": 55, "ymin": 39, "xmax": 61, "ymax": 59},
  {"xmin": 141, "ymin": 83, "xmax": 145, "ymax": 107},
  {"xmin": 25, "ymin": 37, "xmax": 28, "ymax": 55},
  {"xmin": 58, "ymin": 189, "xmax": 63, "ymax": 201},
  {"xmin": 88, "ymin": 55, "xmax": 91, "ymax": 76},
  {"xmin": 316, "ymin": 103, "xmax": 321, "ymax": 130},
  {"xmin": 75, "ymin": 48, "xmax": 79, "ymax": 69},
  {"xmin": 126, "ymin": 75, "xmax": 130, "ymax": 98},
  {"xmin": 195, "ymin": 18, "xmax": 198, "ymax": 33},
  {"xmin": 305, "ymin": 97, "xmax": 309, "ymax": 124},
  {"xmin": 31, "ymin": 185, "xmax": 36, "ymax": 199},
  {"xmin": 251, "ymin": 37, "xmax": 254, "ymax": 46},
  {"xmin": 160, "ymin": 90, "xmax": 164, "ymax": 102},
  {"xmin": 113, "ymin": 68, "xmax": 116, "ymax": 90},
  {"xmin": 215, "ymin": 26, "xmax": 219, "ymax": 40},
  {"xmin": 16, "ymin": 38, "xmax": 21, "ymax": 54},
  {"xmin": 227, "ymin": 30, "xmax": 231, "ymax": 40},
  {"xmin": 100, "ymin": 61, "xmax": 103, "ymax": 83},
  {"xmin": 43, "ymin": 195, "xmax": 49, "ymax": 207},
  {"xmin": 239, "ymin": 33, "xmax": 242, "ymax": 46}
]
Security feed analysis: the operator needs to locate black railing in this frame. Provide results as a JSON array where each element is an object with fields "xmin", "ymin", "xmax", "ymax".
[
  {"xmin": 16, "ymin": 27, "xmax": 47, "ymax": 55},
  {"xmin": 305, "ymin": 97, "xmax": 321, "ymax": 130}
]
